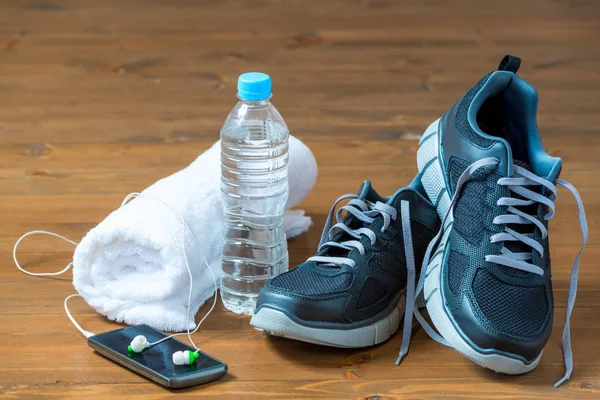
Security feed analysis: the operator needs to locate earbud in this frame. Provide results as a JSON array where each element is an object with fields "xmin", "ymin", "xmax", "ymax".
[
  {"xmin": 128, "ymin": 335, "xmax": 150, "ymax": 353},
  {"xmin": 172, "ymin": 350, "xmax": 199, "ymax": 366},
  {"xmin": 128, "ymin": 336, "xmax": 199, "ymax": 366}
]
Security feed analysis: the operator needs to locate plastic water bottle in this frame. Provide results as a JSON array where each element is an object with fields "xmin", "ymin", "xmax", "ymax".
[{"xmin": 220, "ymin": 72, "xmax": 289, "ymax": 315}]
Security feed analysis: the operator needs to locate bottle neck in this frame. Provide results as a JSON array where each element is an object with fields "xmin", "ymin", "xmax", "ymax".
[{"xmin": 237, "ymin": 97, "xmax": 272, "ymax": 108}]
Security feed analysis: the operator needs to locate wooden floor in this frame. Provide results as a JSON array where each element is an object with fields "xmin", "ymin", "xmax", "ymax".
[{"xmin": 1, "ymin": 0, "xmax": 599, "ymax": 399}]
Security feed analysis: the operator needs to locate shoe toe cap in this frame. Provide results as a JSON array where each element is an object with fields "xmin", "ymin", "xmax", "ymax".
[
  {"xmin": 255, "ymin": 273, "xmax": 350, "ymax": 324},
  {"xmin": 451, "ymin": 291, "xmax": 550, "ymax": 363}
]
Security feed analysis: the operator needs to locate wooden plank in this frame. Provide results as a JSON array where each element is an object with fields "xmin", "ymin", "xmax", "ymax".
[{"xmin": 1, "ymin": 0, "xmax": 600, "ymax": 398}]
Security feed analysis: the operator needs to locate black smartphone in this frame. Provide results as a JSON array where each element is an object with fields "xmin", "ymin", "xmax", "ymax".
[{"xmin": 88, "ymin": 324, "xmax": 227, "ymax": 389}]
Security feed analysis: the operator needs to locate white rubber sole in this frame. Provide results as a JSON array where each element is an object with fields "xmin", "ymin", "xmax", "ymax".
[
  {"xmin": 250, "ymin": 296, "xmax": 405, "ymax": 348},
  {"xmin": 416, "ymin": 119, "xmax": 543, "ymax": 374}
]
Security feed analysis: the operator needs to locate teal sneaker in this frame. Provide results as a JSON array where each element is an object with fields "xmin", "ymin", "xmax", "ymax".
[
  {"xmin": 407, "ymin": 55, "xmax": 588, "ymax": 386},
  {"xmin": 250, "ymin": 176, "xmax": 440, "ymax": 348}
]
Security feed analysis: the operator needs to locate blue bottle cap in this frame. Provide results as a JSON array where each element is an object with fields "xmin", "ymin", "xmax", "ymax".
[{"xmin": 237, "ymin": 72, "xmax": 272, "ymax": 101}]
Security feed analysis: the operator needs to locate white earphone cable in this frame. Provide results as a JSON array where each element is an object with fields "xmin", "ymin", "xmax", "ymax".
[
  {"xmin": 13, "ymin": 230, "xmax": 78, "ymax": 276},
  {"xmin": 121, "ymin": 193, "xmax": 218, "ymax": 352},
  {"xmin": 13, "ymin": 192, "xmax": 218, "ymax": 353},
  {"xmin": 64, "ymin": 294, "xmax": 94, "ymax": 338}
]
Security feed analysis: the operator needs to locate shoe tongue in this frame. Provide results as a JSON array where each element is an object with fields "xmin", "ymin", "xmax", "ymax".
[
  {"xmin": 356, "ymin": 180, "xmax": 383, "ymax": 203},
  {"xmin": 513, "ymin": 159, "xmax": 532, "ymax": 171},
  {"xmin": 505, "ymin": 159, "xmax": 539, "ymax": 260},
  {"xmin": 315, "ymin": 181, "xmax": 381, "ymax": 263},
  {"xmin": 356, "ymin": 180, "xmax": 371, "ymax": 199},
  {"xmin": 514, "ymin": 153, "xmax": 562, "ymax": 183}
]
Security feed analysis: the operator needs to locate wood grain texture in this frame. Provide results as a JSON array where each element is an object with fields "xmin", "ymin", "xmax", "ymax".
[{"xmin": 1, "ymin": 0, "xmax": 599, "ymax": 398}]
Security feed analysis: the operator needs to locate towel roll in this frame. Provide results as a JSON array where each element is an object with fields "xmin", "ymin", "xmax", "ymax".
[{"xmin": 73, "ymin": 135, "xmax": 317, "ymax": 332}]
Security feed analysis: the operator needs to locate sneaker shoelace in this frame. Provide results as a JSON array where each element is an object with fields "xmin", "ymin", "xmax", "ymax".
[
  {"xmin": 308, "ymin": 193, "xmax": 399, "ymax": 268},
  {"xmin": 308, "ymin": 194, "xmax": 421, "ymax": 356},
  {"xmin": 397, "ymin": 157, "xmax": 588, "ymax": 388}
]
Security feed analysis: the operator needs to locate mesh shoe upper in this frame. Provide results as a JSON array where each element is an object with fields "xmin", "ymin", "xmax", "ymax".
[
  {"xmin": 444, "ymin": 164, "xmax": 553, "ymax": 342},
  {"xmin": 256, "ymin": 179, "xmax": 439, "ymax": 325}
]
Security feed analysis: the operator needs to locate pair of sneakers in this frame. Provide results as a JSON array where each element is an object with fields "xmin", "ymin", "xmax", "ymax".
[{"xmin": 250, "ymin": 56, "xmax": 588, "ymax": 387}]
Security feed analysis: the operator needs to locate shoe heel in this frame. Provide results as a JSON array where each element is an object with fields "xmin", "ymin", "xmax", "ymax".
[{"xmin": 417, "ymin": 119, "xmax": 451, "ymax": 220}]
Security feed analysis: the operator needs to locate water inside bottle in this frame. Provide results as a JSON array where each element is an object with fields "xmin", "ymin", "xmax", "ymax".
[{"xmin": 220, "ymin": 118, "xmax": 289, "ymax": 315}]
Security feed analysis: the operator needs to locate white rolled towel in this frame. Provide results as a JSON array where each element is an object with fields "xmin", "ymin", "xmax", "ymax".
[{"xmin": 73, "ymin": 135, "xmax": 317, "ymax": 332}]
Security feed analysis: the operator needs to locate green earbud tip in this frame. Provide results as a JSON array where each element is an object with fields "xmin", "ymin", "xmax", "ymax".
[
  {"xmin": 190, "ymin": 352, "xmax": 200, "ymax": 363},
  {"xmin": 128, "ymin": 345, "xmax": 133, "ymax": 352}
]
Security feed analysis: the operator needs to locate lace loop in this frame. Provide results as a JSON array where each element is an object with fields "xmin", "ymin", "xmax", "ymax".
[{"xmin": 309, "ymin": 193, "xmax": 396, "ymax": 268}]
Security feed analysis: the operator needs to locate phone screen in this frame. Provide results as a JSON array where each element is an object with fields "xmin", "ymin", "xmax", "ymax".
[{"xmin": 88, "ymin": 324, "xmax": 227, "ymax": 388}]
